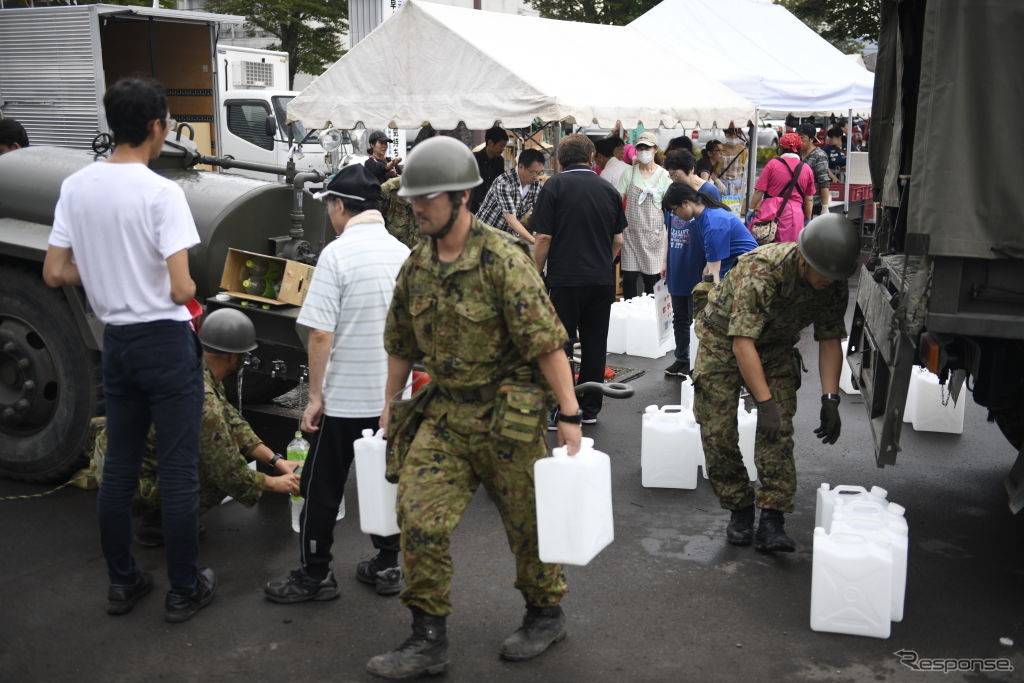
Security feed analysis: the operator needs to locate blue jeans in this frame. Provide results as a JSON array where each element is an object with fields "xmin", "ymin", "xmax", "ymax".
[
  {"xmin": 671, "ymin": 295, "xmax": 693, "ymax": 363},
  {"xmin": 99, "ymin": 320, "xmax": 204, "ymax": 595}
]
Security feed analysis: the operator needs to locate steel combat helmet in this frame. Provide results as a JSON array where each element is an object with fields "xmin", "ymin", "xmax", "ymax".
[
  {"xmin": 396, "ymin": 136, "xmax": 482, "ymax": 198},
  {"xmin": 200, "ymin": 308, "xmax": 257, "ymax": 354},
  {"xmin": 798, "ymin": 213, "xmax": 861, "ymax": 281}
]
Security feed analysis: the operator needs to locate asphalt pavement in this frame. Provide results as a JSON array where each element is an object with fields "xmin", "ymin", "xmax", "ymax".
[{"xmin": 2, "ymin": 311, "xmax": 1023, "ymax": 682}]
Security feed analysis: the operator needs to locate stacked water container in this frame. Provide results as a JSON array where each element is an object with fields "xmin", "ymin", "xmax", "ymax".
[
  {"xmin": 605, "ymin": 295, "xmax": 674, "ymax": 359},
  {"xmin": 670, "ymin": 377, "xmax": 755, "ymax": 483},
  {"xmin": 810, "ymin": 484, "xmax": 909, "ymax": 639},
  {"xmin": 903, "ymin": 366, "xmax": 965, "ymax": 434},
  {"xmin": 640, "ymin": 404, "xmax": 704, "ymax": 489}
]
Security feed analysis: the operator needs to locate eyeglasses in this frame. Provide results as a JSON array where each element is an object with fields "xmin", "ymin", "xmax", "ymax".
[{"xmin": 402, "ymin": 191, "xmax": 444, "ymax": 205}]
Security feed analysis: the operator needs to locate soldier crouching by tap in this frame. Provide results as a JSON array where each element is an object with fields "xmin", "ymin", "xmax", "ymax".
[
  {"xmin": 366, "ymin": 136, "xmax": 583, "ymax": 679},
  {"xmin": 692, "ymin": 214, "xmax": 860, "ymax": 552},
  {"xmin": 92, "ymin": 309, "xmax": 301, "ymax": 544}
]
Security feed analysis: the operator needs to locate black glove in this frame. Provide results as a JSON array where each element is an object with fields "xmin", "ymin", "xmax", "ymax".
[
  {"xmin": 815, "ymin": 396, "xmax": 842, "ymax": 444},
  {"xmin": 754, "ymin": 397, "xmax": 781, "ymax": 441}
]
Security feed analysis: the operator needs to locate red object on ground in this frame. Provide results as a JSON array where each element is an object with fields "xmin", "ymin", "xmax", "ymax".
[
  {"xmin": 604, "ymin": 365, "xmax": 616, "ymax": 380},
  {"xmin": 411, "ymin": 370, "xmax": 431, "ymax": 395}
]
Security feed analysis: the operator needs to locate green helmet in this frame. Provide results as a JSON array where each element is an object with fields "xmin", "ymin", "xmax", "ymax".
[
  {"xmin": 200, "ymin": 308, "xmax": 257, "ymax": 354},
  {"xmin": 798, "ymin": 213, "xmax": 861, "ymax": 281},
  {"xmin": 397, "ymin": 136, "xmax": 482, "ymax": 197}
]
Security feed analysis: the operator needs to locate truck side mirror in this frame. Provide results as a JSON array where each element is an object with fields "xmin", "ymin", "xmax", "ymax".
[{"xmin": 264, "ymin": 114, "xmax": 278, "ymax": 138}]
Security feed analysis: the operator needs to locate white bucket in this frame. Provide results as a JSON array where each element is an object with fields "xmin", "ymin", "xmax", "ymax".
[
  {"xmin": 810, "ymin": 527, "xmax": 893, "ymax": 639},
  {"xmin": 353, "ymin": 429, "xmax": 399, "ymax": 536},
  {"xmin": 641, "ymin": 405, "xmax": 701, "ymax": 489},
  {"xmin": 737, "ymin": 401, "xmax": 757, "ymax": 482},
  {"xmin": 815, "ymin": 484, "xmax": 889, "ymax": 532},
  {"xmin": 535, "ymin": 437, "xmax": 614, "ymax": 565}
]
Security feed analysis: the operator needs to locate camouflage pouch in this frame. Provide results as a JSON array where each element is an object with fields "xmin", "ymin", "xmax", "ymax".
[
  {"xmin": 491, "ymin": 382, "xmax": 546, "ymax": 444},
  {"xmin": 691, "ymin": 275, "xmax": 716, "ymax": 317},
  {"xmin": 385, "ymin": 380, "xmax": 437, "ymax": 484}
]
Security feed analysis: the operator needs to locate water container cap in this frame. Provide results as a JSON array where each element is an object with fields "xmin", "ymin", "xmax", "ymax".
[
  {"xmin": 820, "ymin": 482, "xmax": 830, "ymax": 491},
  {"xmin": 362, "ymin": 429, "xmax": 374, "ymax": 438},
  {"xmin": 294, "ymin": 430, "xmax": 302, "ymax": 438},
  {"xmin": 887, "ymin": 502, "xmax": 905, "ymax": 516},
  {"xmin": 870, "ymin": 485, "xmax": 888, "ymax": 499},
  {"xmin": 645, "ymin": 405, "xmax": 659, "ymax": 414}
]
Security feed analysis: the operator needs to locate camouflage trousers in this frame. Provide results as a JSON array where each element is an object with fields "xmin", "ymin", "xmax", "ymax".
[
  {"xmin": 693, "ymin": 347, "xmax": 799, "ymax": 513},
  {"xmin": 397, "ymin": 411, "xmax": 567, "ymax": 616}
]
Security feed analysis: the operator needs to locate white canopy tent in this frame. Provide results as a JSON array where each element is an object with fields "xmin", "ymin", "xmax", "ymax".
[
  {"xmin": 630, "ymin": 0, "xmax": 876, "ymax": 211},
  {"xmin": 287, "ymin": 0, "xmax": 753, "ymax": 131}
]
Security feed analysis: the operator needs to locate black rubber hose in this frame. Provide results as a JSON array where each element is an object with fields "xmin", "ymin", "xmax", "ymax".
[{"xmin": 574, "ymin": 382, "xmax": 634, "ymax": 399}]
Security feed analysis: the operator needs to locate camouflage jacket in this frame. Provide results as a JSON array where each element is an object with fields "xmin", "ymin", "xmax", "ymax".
[
  {"xmin": 135, "ymin": 367, "xmax": 265, "ymax": 514},
  {"xmin": 381, "ymin": 177, "xmax": 425, "ymax": 249},
  {"xmin": 384, "ymin": 218, "xmax": 566, "ymax": 423},
  {"xmin": 696, "ymin": 242, "xmax": 848, "ymax": 374}
]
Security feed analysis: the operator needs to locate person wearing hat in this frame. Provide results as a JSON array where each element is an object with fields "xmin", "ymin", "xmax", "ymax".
[
  {"xmin": 748, "ymin": 133, "xmax": 815, "ymax": 243},
  {"xmin": 796, "ymin": 122, "xmax": 832, "ymax": 216},
  {"xmin": 265, "ymin": 163, "xmax": 410, "ymax": 604},
  {"xmin": 617, "ymin": 130, "xmax": 671, "ymax": 299},
  {"xmin": 692, "ymin": 214, "xmax": 859, "ymax": 553},
  {"xmin": 97, "ymin": 308, "xmax": 302, "ymax": 545},
  {"xmin": 367, "ymin": 135, "xmax": 582, "ymax": 678},
  {"xmin": 365, "ymin": 129, "xmax": 402, "ymax": 184}
]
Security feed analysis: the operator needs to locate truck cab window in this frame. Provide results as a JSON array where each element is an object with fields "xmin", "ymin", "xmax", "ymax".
[{"xmin": 226, "ymin": 102, "xmax": 274, "ymax": 151}]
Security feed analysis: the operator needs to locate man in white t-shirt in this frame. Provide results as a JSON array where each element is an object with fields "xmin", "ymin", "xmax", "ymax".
[
  {"xmin": 265, "ymin": 163, "xmax": 410, "ymax": 604},
  {"xmin": 42, "ymin": 78, "xmax": 213, "ymax": 623},
  {"xmin": 595, "ymin": 136, "xmax": 629, "ymax": 196}
]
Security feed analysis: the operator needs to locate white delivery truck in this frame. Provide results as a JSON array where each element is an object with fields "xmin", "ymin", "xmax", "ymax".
[{"xmin": 0, "ymin": 4, "xmax": 330, "ymax": 178}]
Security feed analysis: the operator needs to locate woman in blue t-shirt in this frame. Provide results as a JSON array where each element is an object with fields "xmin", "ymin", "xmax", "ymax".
[{"xmin": 660, "ymin": 182, "xmax": 758, "ymax": 376}]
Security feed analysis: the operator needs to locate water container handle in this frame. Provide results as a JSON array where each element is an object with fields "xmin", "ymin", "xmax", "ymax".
[
  {"xmin": 832, "ymin": 485, "xmax": 869, "ymax": 495},
  {"xmin": 375, "ymin": 428, "xmax": 385, "ymax": 440},
  {"xmin": 661, "ymin": 405, "xmax": 684, "ymax": 414}
]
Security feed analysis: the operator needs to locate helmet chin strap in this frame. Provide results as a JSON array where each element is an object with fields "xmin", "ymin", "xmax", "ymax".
[{"xmin": 433, "ymin": 192, "xmax": 464, "ymax": 240}]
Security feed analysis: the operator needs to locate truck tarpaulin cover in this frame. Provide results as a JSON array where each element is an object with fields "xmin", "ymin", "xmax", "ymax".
[
  {"xmin": 286, "ymin": 0, "xmax": 753, "ymax": 131},
  {"xmin": 873, "ymin": 0, "xmax": 1024, "ymax": 260}
]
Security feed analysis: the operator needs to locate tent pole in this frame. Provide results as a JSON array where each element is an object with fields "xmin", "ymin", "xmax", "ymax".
[
  {"xmin": 844, "ymin": 108, "xmax": 853, "ymax": 215},
  {"xmin": 745, "ymin": 108, "xmax": 759, "ymax": 214}
]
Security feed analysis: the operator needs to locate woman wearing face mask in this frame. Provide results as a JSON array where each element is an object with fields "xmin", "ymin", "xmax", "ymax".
[{"xmin": 617, "ymin": 131, "xmax": 671, "ymax": 299}]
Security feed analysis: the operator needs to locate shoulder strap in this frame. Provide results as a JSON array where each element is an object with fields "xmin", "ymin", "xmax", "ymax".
[{"xmin": 773, "ymin": 160, "xmax": 806, "ymax": 221}]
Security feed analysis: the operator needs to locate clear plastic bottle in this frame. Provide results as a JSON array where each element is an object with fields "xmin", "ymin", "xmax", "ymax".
[
  {"xmin": 287, "ymin": 431, "xmax": 310, "ymax": 533},
  {"xmin": 245, "ymin": 257, "xmax": 270, "ymax": 277},
  {"xmin": 242, "ymin": 277, "xmax": 265, "ymax": 296}
]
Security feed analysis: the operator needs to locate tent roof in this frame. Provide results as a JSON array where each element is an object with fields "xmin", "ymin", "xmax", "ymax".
[
  {"xmin": 629, "ymin": 0, "xmax": 874, "ymax": 115},
  {"xmin": 287, "ymin": 0, "xmax": 753, "ymax": 130}
]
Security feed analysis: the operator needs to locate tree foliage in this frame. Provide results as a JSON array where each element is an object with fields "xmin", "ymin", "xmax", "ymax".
[
  {"xmin": 525, "ymin": 0, "xmax": 659, "ymax": 25},
  {"xmin": 778, "ymin": 0, "xmax": 880, "ymax": 54},
  {"xmin": 205, "ymin": 0, "xmax": 347, "ymax": 88}
]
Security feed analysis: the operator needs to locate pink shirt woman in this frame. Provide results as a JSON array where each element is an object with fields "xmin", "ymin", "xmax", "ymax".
[{"xmin": 750, "ymin": 133, "xmax": 815, "ymax": 243}]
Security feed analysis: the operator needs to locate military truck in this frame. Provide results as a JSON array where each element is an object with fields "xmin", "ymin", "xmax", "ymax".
[
  {"xmin": 0, "ymin": 5, "xmax": 332, "ymax": 482},
  {"xmin": 848, "ymin": 0, "xmax": 1024, "ymax": 509}
]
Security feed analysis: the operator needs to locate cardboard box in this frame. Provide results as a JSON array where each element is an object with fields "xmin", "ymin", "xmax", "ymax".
[{"xmin": 219, "ymin": 248, "xmax": 315, "ymax": 306}]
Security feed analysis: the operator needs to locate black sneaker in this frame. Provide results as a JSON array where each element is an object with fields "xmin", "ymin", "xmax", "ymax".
[
  {"xmin": 107, "ymin": 571, "xmax": 153, "ymax": 616},
  {"xmin": 581, "ymin": 415, "xmax": 598, "ymax": 425},
  {"xmin": 165, "ymin": 567, "xmax": 216, "ymax": 623},
  {"xmin": 357, "ymin": 557, "xmax": 402, "ymax": 597},
  {"xmin": 664, "ymin": 360, "xmax": 689, "ymax": 377},
  {"xmin": 264, "ymin": 568, "xmax": 339, "ymax": 604}
]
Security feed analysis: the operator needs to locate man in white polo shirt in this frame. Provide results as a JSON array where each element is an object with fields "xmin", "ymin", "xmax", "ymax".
[
  {"xmin": 265, "ymin": 163, "xmax": 410, "ymax": 603},
  {"xmin": 42, "ymin": 78, "xmax": 213, "ymax": 623}
]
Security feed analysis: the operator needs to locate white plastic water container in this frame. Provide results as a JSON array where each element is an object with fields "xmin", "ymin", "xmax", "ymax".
[
  {"xmin": 679, "ymin": 376, "xmax": 694, "ymax": 410},
  {"xmin": 606, "ymin": 300, "xmax": 628, "ymax": 354},
  {"xmin": 625, "ymin": 295, "xmax": 664, "ymax": 359},
  {"xmin": 353, "ymin": 428, "xmax": 400, "ymax": 536},
  {"xmin": 737, "ymin": 401, "xmax": 757, "ymax": 482},
  {"xmin": 689, "ymin": 322, "xmax": 699, "ymax": 371},
  {"xmin": 839, "ymin": 339, "xmax": 860, "ymax": 395},
  {"xmin": 908, "ymin": 367, "xmax": 966, "ymax": 434},
  {"xmin": 902, "ymin": 366, "xmax": 923, "ymax": 423},
  {"xmin": 535, "ymin": 437, "xmax": 614, "ymax": 565},
  {"xmin": 831, "ymin": 503, "xmax": 909, "ymax": 622},
  {"xmin": 641, "ymin": 405, "xmax": 701, "ymax": 489},
  {"xmin": 811, "ymin": 527, "xmax": 893, "ymax": 639},
  {"xmin": 815, "ymin": 484, "xmax": 889, "ymax": 532}
]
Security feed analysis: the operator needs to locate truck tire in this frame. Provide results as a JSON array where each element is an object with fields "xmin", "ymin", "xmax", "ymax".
[{"xmin": 0, "ymin": 268, "xmax": 101, "ymax": 482}]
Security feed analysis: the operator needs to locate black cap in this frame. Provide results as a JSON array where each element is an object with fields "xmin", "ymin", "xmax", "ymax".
[
  {"xmin": 368, "ymin": 129, "xmax": 389, "ymax": 145},
  {"xmin": 313, "ymin": 163, "xmax": 381, "ymax": 204},
  {"xmin": 796, "ymin": 123, "xmax": 817, "ymax": 139}
]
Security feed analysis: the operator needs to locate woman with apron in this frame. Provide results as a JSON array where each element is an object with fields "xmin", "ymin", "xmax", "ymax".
[{"xmin": 617, "ymin": 132, "xmax": 671, "ymax": 299}]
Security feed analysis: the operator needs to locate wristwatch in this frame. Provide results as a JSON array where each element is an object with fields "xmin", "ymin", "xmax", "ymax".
[
  {"xmin": 822, "ymin": 393, "xmax": 841, "ymax": 403},
  {"xmin": 557, "ymin": 409, "xmax": 584, "ymax": 424},
  {"xmin": 269, "ymin": 453, "xmax": 284, "ymax": 468}
]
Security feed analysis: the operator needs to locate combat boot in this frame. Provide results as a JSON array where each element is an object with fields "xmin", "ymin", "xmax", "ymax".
[
  {"xmin": 754, "ymin": 508, "xmax": 795, "ymax": 553},
  {"xmin": 726, "ymin": 505, "xmax": 755, "ymax": 546},
  {"xmin": 499, "ymin": 604, "xmax": 567, "ymax": 661},
  {"xmin": 366, "ymin": 607, "xmax": 449, "ymax": 679}
]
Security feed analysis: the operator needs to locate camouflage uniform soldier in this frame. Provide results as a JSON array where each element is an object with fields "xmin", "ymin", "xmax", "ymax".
[
  {"xmin": 100, "ymin": 309, "xmax": 301, "ymax": 544},
  {"xmin": 381, "ymin": 176, "xmax": 424, "ymax": 249},
  {"xmin": 693, "ymin": 214, "xmax": 860, "ymax": 552},
  {"xmin": 366, "ymin": 136, "xmax": 584, "ymax": 680}
]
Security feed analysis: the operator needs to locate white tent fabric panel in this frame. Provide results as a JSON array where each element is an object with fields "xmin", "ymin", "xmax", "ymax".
[
  {"xmin": 288, "ymin": 0, "xmax": 753, "ymax": 130},
  {"xmin": 629, "ymin": 0, "xmax": 874, "ymax": 115}
]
